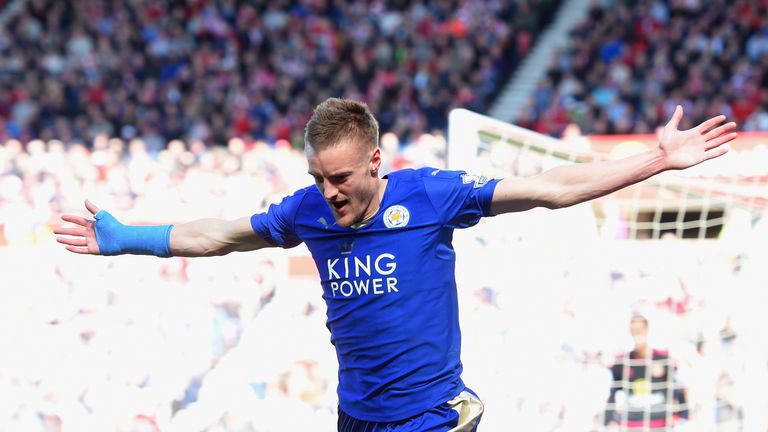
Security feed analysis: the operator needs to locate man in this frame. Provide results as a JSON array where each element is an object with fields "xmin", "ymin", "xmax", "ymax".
[
  {"xmin": 604, "ymin": 314, "xmax": 688, "ymax": 430},
  {"xmin": 55, "ymin": 98, "xmax": 736, "ymax": 431}
]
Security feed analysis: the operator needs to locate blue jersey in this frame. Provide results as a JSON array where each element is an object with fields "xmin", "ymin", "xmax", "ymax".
[{"xmin": 250, "ymin": 167, "xmax": 500, "ymax": 422}]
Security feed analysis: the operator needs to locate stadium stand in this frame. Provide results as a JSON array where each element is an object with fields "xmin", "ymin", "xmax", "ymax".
[
  {"xmin": 0, "ymin": 0, "xmax": 561, "ymax": 148},
  {"xmin": 519, "ymin": 0, "xmax": 768, "ymax": 137}
]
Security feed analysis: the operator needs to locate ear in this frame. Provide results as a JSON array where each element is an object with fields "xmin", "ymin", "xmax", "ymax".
[{"xmin": 369, "ymin": 147, "xmax": 381, "ymax": 176}]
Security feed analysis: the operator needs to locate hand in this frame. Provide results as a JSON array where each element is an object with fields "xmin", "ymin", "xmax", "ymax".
[
  {"xmin": 659, "ymin": 105, "xmax": 738, "ymax": 170},
  {"xmin": 54, "ymin": 199, "xmax": 102, "ymax": 254}
]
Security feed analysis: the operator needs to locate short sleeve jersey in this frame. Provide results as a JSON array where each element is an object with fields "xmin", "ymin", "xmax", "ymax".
[{"xmin": 251, "ymin": 167, "xmax": 500, "ymax": 422}]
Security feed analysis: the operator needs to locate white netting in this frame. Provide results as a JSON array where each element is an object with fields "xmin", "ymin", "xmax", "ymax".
[{"xmin": 448, "ymin": 109, "xmax": 768, "ymax": 241}]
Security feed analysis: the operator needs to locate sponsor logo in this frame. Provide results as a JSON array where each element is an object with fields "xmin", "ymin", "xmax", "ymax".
[
  {"xmin": 317, "ymin": 217, "xmax": 330, "ymax": 229},
  {"xmin": 326, "ymin": 253, "xmax": 399, "ymax": 297},
  {"xmin": 383, "ymin": 205, "xmax": 410, "ymax": 228},
  {"xmin": 461, "ymin": 173, "xmax": 490, "ymax": 188}
]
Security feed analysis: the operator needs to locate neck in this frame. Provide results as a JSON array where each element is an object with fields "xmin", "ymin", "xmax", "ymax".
[
  {"xmin": 352, "ymin": 178, "xmax": 387, "ymax": 229},
  {"xmin": 634, "ymin": 345, "xmax": 650, "ymax": 358}
]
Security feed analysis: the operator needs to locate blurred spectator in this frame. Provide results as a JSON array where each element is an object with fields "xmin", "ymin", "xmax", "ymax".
[
  {"xmin": 0, "ymin": 0, "xmax": 563, "ymax": 147},
  {"xmin": 0, "ymin": 127, "xmax": 445, "ymax": 431},
  {"xmin": 604, "ymin": 314, "xmax": 688, "ymax": 431},
  {"xmin": 0, "ymin": 132, "xmax": 766, "ymax": 430},
  {"xmin": 524, "ymin": 0, "xmax": 768, "ymax": 137}
]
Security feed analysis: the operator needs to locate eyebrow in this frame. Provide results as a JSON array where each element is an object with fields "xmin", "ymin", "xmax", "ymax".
[{"xmin": 307, "ymin": 170, "xmax": 352, "ymax": 178}]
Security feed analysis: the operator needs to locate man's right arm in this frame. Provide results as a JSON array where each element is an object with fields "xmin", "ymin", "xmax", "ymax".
[
  {"xmin": 55, "ymin": 199, "xmax": 274, "ymax": 257},
  {"xmin": 170, "ymin": 216, "xmax": 273, "ymax": 257}
]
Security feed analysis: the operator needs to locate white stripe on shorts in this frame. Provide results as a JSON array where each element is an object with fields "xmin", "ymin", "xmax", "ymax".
[{"xmin": 446, "ymin": 390, "xmax": 484, "ymax": 432}]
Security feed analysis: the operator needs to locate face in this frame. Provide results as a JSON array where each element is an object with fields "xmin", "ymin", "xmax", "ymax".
[
  {"xmin": 307, "ymin": 139, "xmax": 381, "ymax": 227},
  {"xmin": 630, "ymin": 319, "xmax": 648, "ymax": 349}
]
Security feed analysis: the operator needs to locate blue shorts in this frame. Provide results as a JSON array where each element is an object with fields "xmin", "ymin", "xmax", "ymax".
[{"xmin": 338, "ymin": 389, "xmax": 484, "ymax": 432}]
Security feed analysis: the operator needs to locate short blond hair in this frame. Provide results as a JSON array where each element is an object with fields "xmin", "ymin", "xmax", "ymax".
[{"xmin": 304, "ymin": 98, "xmax": 379, "ymax": 152}]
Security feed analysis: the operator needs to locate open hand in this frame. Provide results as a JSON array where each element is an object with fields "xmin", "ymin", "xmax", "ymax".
[
  {"xmin": 54, "ymin": 199, "xmax": 102, "ymax": 254},
  {"xmin": 659, "ymin": 105, "xmax": 738, "ymax": 170}
]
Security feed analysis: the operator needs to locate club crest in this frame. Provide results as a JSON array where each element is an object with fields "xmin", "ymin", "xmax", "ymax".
[{"xmin": 383, "ymin": 205, "xmax": 410, "ymax": 228}]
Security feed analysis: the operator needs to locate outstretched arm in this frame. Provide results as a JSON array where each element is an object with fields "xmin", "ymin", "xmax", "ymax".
[
  {"xmin": 490, "ymin": 106, "xmax": 738, "ymax": 215},
  {"xmin": 54, "ymin": 200, "xmax": 272, "ymax": 257},
  {"xmin": 170, "ymin": 216, "xmax": 271, "ymax": 257}
]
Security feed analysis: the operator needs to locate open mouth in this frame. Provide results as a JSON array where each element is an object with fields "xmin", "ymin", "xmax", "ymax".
[{"xmin": 331, "ymin": 200, "xmax": 347, "ymax": 212}]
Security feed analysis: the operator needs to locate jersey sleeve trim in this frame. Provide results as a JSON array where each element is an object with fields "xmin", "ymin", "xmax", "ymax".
[
  {"xmin": 420, "ymin": 168, "xmax": 502, "ymax": 227},
  {"xmin": 478, "ymin": 177, "xmax": 501, "ymax": 217}
]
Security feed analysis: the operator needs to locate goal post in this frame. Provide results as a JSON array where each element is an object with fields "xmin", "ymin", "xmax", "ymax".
[{"xmin": 447, "ymin": 108, "xmax": 768, "ymax": 240}]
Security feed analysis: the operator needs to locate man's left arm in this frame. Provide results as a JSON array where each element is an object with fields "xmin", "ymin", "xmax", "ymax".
[{"xmin": 490, "ymin": 106, "xmax": 738, "ymax": 215}]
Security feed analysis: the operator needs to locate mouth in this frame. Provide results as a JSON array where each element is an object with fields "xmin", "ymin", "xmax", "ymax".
[{"xmin": 330, "ymin": 200, "xmax": 348, "ymax": 212}]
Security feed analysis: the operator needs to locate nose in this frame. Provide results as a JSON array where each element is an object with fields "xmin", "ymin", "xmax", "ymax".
[{"xmin": 323, "ymin": 179, "xmax": 338, "ymax": 201}]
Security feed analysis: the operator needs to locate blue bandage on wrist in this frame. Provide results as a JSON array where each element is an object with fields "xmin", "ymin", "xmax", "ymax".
[{"xmin": 94, "ymin": 210, "xmax": 173, "ymax": 257}]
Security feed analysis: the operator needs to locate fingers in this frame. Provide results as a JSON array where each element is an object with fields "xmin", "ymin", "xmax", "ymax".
[
  {"xmin": 60, "ymin": 199, "xmax": 102, "ymax": 225},
  {"xmin": 56, "ymin": 236, "xmax": 88, "ymax": 247},
  {"xmin": 61, "ymin": 214, "xmax": 91, "ymax": 227},
  {"xmin": 696, "ymin": 115, "xmax": 728, "ymax": 134},
  {"xmin": 52, "ymin": 226, "xmax": 85, "ymax": 237},
  {"xmin": 666, "ymin": 105, "xmax": 684, "ymax": 130},
  {"xmin": 64, "ymin": 245, "xmax": 95, "ymax": 255},
  {"xmin": 57, "ymin": 201, "xmax": 101, "ymax": 255},
  {"xmin": 704, "ymin": 131, "xmax": 738, "ymax": 150},
  {"xmin": 84, "ymin": 199, "xmax": 100, "ymax": 216},
  {"xmin": 703, "ymin": 121, "xmax": 737, "ymax": 141},
  {"xmin": 703, "ymin": 145, "xmax": 729, "ymax": 161}
]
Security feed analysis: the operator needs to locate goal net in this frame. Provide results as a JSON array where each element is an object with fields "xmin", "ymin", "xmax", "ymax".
[
  {"xmin": 447, "ymin": 109, "xmax": 768, "ymax": 431},
  {"xmin": 448, "ymin": 109, "xmax": 768, "ymax": 241}
]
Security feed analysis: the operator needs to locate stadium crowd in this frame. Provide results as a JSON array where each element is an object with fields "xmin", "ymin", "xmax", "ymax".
[
  {"xmin": 0, "ymin": 0, "xmax": 561, "ymax": 148},
  {"xmin": 1, "ymin": 134, "xmax": 767, "ymax": 431},
  {"xmin": 0, "ymin": 130, "xmax": 450, "ymax": 431},
  {"xmin": 519, "ymin": 0, "xmax": 768, "ymax": 137}
]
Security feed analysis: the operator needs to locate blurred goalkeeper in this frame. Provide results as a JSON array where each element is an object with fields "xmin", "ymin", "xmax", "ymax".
[
  {"xmin": 55, "ymin": 98, "xmax": 736, "ymax": 432},
  {"xmin": 605, "ymin": 314, "xmax": 688, "ymax": 431}
]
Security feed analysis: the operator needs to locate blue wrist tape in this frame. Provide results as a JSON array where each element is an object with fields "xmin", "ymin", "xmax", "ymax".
[{"xmin": 94, "ymin": 210, "xmax": 173, "ymax": 257}]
